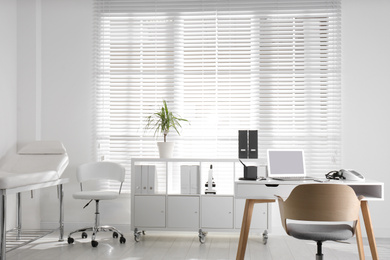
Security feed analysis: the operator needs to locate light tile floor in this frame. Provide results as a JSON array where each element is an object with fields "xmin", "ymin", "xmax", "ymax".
[{"xmin": 6, "ymin": 230, "xmax": 390, "ymax": 260}]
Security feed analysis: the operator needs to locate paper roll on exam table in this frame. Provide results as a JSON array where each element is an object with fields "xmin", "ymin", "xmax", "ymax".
[{"xmin": 0, "ymin": 141, "xmax": 69, "ymax": 260}]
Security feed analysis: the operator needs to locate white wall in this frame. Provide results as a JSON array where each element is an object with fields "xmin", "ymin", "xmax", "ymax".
[
  {"xmin": 37, "ymin": 0, "xmax": 129, "ymax": 230},
  {"xmin": 15, "ymin": 0, "xmax": 390, "ymax": 237},
  {"xmin": 0, "ymin": 0, "xmax": 18, "ymax": 230},
  {"xmin": 0, "ymin": 1, "xmax": 17, "ymax": 155},
  {"xmin": 342, "ymin": 0, "xmax": 390, "ymax": 237},
  {"xmin": 16, "ymin": 0, "xmax": 130, "ymax": 232},
  {"xmin": 38, "ymin": 0, "xmax": 94, "ymax": 226},
  {"xmin": 17, "ymin": 0, "xmax": 42, "ymax": 146},
  {"xmin": 17, "ymin": 0, "xmax": 43, "ymax": 229}
]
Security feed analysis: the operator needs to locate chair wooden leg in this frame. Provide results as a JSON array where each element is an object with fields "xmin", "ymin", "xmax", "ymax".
[
  {"xmin": 361, "ymin": 201, "xmax": 378, "ymax": 260},
  {"xmin": 355, "ymin": 216, "xmax": 365, "ymax": 260}
]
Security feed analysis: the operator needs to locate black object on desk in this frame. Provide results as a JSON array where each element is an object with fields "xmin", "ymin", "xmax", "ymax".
[
  {"xmin": 238, "ymin": 159, "xmax": 257, "ymax": 180},
  {"xmin": 238, "ymin": 130, "xmax": 258, "ymax": 158},
  {"xmin": 238, "ymin": 130, "xmax": 248, "ymax": 158}
]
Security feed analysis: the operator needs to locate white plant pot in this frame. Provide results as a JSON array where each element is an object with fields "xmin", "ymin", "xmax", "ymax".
[{"xmin": 157, "ymin": 142, "xmax": 174, "ymax": 158}]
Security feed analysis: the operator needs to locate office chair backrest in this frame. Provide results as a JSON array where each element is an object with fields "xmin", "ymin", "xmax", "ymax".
[
  {"xmin": 278, "ymin": 184, "xmax": 361, "ymax": 232},
  {"xmin": 77, "ymin": 161, "xmax": 125, "ymax": 183}
]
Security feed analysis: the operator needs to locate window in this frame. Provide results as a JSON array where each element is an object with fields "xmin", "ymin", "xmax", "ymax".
[{"xmin": 93, "ymin": 0, "xmax": 341, "ymax": 192}]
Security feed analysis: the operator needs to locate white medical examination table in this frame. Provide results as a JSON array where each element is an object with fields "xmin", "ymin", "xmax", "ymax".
[{"xmin": 0, "ymin": 141, "xmax": 69, "ymax": 260}]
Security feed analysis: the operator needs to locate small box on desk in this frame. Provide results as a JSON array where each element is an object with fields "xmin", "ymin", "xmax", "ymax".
[
  {"xmin": 239, "ymin": 159, "xmax": 257, "ymax": 180},
  {"xmin": 244, "ymin": 166, "xmax": 257, "ymax": 180},
  {"xmin": 242, "ymin": 166, "xmax": 257, "ymax": 180}
]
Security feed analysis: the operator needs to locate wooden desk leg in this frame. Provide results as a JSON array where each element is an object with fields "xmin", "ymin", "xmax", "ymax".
[
  {"xmin": 355, "ymin": 216, "xmax": 365, "ymax": 260},
  {"xmin": 236, "ymin": 199, "xmax": 255, "ymax": 260},
  {"xmin": 361, "ymin": 201, "xmax": 378, "ymax": 260}
]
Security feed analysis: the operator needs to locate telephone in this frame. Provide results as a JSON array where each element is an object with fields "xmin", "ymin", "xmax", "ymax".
[{"xmin": 326, "ymin": 169, "xmax": 365, "ymax": 181}]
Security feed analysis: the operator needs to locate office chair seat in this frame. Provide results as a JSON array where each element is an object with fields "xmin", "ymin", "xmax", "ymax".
[
  {"xmin": 276, "ymin": 184, "xmax": 362, "ymax": 260},
  {"xmin": 73, "ymin": 191, "xmax": 119, "ymax": 200},
  {"xmin": 288, "ymin": 223, "xmax": 354, "ymax": 241},
  {"xmin": 67, "ymin": 161, "xmax": 126, "ymax": 247}
]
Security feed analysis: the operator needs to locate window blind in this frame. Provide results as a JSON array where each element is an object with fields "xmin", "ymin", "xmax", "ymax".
[{"xmin": 93, "ymin": 0, "xmax": 341, "ymax": 192}]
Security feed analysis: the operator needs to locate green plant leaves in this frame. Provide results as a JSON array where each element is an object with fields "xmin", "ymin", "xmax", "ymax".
[{"xmin": 145, "ymin": 100, "xmax": 189, "ymax": 142}]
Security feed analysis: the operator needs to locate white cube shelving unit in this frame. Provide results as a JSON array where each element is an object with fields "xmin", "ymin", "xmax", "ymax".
[{"xmin": 131, "ymin": 158, "xmax": 271, "ymax": 243}]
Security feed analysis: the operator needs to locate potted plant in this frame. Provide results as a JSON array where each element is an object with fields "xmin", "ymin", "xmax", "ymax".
[{"xmin": 145, "ymin": 100, "xmax": 189, "ymax": 158}]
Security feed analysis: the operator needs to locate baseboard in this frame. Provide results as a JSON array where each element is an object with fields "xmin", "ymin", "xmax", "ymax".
[{"xmin": 368, "ymin": 227, "xmax": 390, "ymax": 238}]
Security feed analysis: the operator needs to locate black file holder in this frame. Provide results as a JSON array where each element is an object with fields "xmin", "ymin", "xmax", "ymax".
[
  {"xmin": 238, "ymin": 130, "xmax": 248, "ymax": 158},
  {"xmin": 238, "ymin": 130, "xmax": 258, "ymax": 159},
  {"xmin": 248, "ymin": 130, "xmax": 258, "ymax": 158}
]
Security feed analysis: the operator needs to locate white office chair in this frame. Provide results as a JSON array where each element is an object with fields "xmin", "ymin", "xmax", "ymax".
[
  {"xmin": 67, "ymin": 161, "xmax": 126, "ymax": 247},
  {"xmin": 276, "ymin": 184, "xmax": 363, "ymax": 260}
]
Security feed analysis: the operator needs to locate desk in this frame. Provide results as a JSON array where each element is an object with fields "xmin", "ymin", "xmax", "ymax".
[{"xmin": 235, "ymin": 179, "xmax": 384, "ymax": 260}]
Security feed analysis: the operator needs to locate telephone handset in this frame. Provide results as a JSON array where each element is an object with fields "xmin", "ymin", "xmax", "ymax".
[{"xmin": 326, "ymin": 169, "xmax": 365, "ymax": 181}]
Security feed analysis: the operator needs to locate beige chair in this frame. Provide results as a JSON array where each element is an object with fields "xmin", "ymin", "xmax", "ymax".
[{"xmin": 275, "ymin": 184, "xmax": 363, "ymax": 260}]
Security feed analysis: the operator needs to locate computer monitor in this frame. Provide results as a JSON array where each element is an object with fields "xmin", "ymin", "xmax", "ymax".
[{"xmin": 267, "ymin": 149, "xmax": 306, "ymax": 178}]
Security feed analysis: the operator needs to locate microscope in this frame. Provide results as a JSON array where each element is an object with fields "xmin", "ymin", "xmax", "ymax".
[{"xmin": 205, "ymin": 164, "xmax": 216, "ymax": 194}]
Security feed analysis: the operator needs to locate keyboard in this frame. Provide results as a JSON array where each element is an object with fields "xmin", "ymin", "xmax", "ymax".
[{"xmin": 271, "ymin": 176, "xmax": 314, "ymax": 181}]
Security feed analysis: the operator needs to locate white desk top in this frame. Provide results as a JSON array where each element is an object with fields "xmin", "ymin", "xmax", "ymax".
[
  {"xmin": 236, "ymin": 178, "xmax": 383, "ymax": 185},
  {"xmin": 235, "ymin": 178, "xmax": 384, "ymax": 201}
]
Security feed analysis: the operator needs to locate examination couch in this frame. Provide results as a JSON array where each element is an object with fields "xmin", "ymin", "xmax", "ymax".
[{"xmin": 0, "ymin": 141, "xmax": 69, "ymax": 260}]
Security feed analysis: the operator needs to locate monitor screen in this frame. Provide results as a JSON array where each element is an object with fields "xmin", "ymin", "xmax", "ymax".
[{"xmin": 267, "ymin": 149, "xmax": 306, "ymax": 177}]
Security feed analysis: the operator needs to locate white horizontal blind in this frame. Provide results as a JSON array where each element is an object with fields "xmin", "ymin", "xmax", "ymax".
[{"xmin": 93, "ymin": 0, "xmax": 341, "ymax": 192}]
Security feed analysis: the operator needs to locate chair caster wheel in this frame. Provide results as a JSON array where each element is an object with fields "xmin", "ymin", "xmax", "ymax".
[
  {"xmin": 82, "ymin": 232, "xmax": 88, "ymax": 239},
  {"xmin": 134, "ymin": 228, "xmax": 142, "ymax": 242},
  {"xmin": 262, "ymin": 230, "xmax": 268, "ymax": 245},
  {"xmin": 119, "ymin": 236, "xmax": 126, "ymax": 244},
  {"xmin": 67, "ymin": 237, "xmax": 74, "ymax": 244},
  {"xmin": 91, "ymin": 240, "xmax": 98, "ymax": 247},
  {"xmin": 198, "ymin": 229, "xmax": 206, "ymax": 244},
  {"xmin": 113, "ymin": 232, "xmax": 119, "ymax": 238}
]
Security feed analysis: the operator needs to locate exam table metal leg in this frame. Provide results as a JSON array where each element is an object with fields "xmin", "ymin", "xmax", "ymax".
[
  {"xmin": 0, "ymin": 191, "xmax": 6, "ymax": 260},
  {"xmin": 58, "ymin": 184, "xmax": 64, "ymax": 242},
  {"xmin": 16, "ymin": 193, "xmax": 21, "ymax": 240}
]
